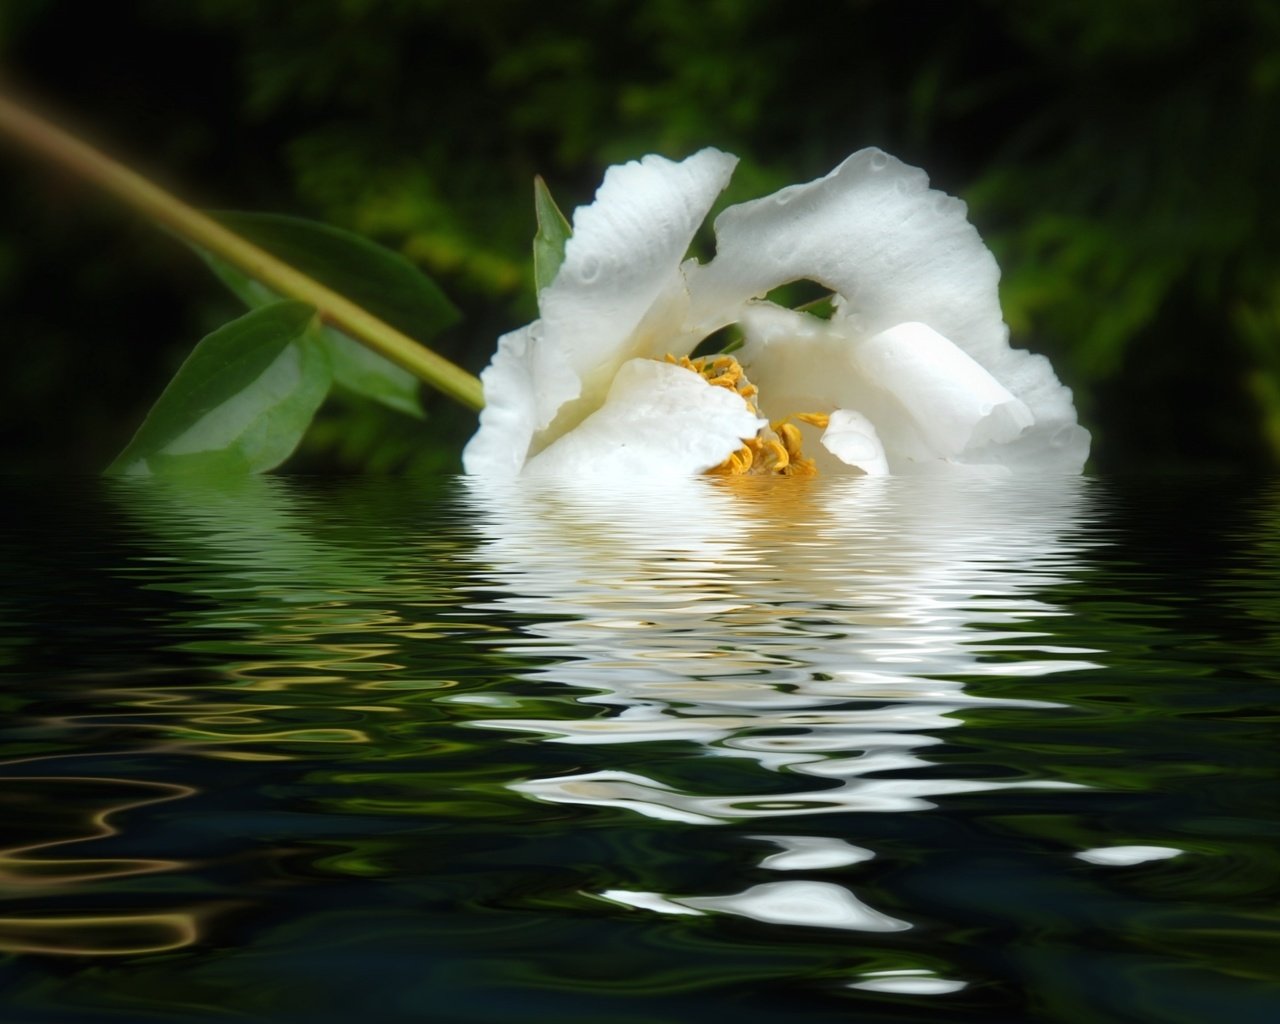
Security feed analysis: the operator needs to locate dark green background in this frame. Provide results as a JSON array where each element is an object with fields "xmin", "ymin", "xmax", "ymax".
[{"xmin": 2, "ymin": 0, "xmax": 1276, "ymax": 474}]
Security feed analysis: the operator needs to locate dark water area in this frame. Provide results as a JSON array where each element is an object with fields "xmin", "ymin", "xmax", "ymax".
[{"xmin": 0, "ymin": 474, "xmax": 1276, "ymax": 1023}]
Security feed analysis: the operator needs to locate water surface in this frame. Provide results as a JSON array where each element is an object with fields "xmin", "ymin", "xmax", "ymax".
[{"xmin": 0, "ymin": 475, "xmax": 1277, "ymax": 1022}]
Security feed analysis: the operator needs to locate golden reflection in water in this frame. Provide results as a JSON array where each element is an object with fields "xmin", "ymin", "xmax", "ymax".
[
  {"xmin": 461, "ymin": 473, "xmax": 1099, "ymax": 950},
  {"xmin": 0, "ymin": 776, "xmax": 193, "ymax": 886},
  {"xmin": 0, "ymin": 912, "xmax": 199, "ymax": 956},
  {"xmin": 4, "ymin": 478, "xmax": 458, "ymax": 956},
  {"xmin": 0, "ymin": 776, "xmax": 199, "ymax": 955},
  {"xmin": 94, "ymin": 478, "xmax": 459, "ymax": 763}
]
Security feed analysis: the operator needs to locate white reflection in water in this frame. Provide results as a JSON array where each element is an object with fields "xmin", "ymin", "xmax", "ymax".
[
  {"xmin": 1075, "ymin": 845, "xmax": 1184, "ymax": 866},
  {"xmin": 753, "ymin": 835, "xmax": 875, "ymax": 871},
  {"xmin": 850, "ymin": 970, "xmax": 969, "ymax": 995},
  {"xmin": 463, "ymin": 475, "xmax": 1098, "ymax": 938},
  {"xmin": 603, "ymin": 880, "xmax": 911, "ymax": 932}
]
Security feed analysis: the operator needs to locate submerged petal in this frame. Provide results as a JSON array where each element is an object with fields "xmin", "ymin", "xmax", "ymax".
[
  {"xmin": 524, "ymin": 359, "xmax": 765, "ymax": 478},
  {"xmin": 687, "ymin": 148, "xmax": 1006, "ymax": 366}
]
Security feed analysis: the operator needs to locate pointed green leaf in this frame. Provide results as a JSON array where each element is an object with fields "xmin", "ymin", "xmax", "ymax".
[
  {"xmin": 106, "ymin": 301, "xmax": 332, "ymax": 477},
  {"xmin": 198, "ymin": 246, "xmax": 425, "ymax": 419},
  {"xmin": 203, "ymin": 212, "xmax": 461, "ymax": 417},
  {"xmin": 533, "ymin": 175, "xmax": 572, "ymax": 293}
]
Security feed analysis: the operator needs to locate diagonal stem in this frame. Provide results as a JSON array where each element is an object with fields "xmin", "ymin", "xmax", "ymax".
[{"xmin": 0, "ymin": 90, "xmax": 484, "ymax": 412}]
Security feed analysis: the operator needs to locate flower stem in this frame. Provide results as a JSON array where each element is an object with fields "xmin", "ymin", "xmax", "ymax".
[{"xmin": 0, "ymin": 90, "xmax": 484, "ymax": 411}]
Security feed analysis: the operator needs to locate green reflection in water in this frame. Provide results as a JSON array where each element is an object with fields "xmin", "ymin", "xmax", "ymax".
[{"xmin": 0, "ymin": 476, "xmax": 1274, "ymax": 1023}]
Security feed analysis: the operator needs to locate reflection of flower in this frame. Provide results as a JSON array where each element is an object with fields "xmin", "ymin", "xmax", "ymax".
[
  {"xmin": 463, "ymin": 473, "xmax": 1098, "ymax": 822},
  {"xmin": 461, "ymin": 474, "xmax": 1097, "ymax": 950},
  {"xmin": 465, "ymin": 148, "xmax": 1089, "ymax": 478}
]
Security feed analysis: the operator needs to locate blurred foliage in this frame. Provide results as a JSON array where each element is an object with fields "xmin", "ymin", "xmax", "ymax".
[{"xmin": 1, "ymin": 0, "xmax": 1276, "ymax": 473}]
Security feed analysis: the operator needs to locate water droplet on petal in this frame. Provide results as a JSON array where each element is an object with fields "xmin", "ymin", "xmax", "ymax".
[
  {"xmin": 869, "ymin": 152, "xmax": 889, "ymax": 172},
  {"xmin": 580, "ymin": 256, "xmax": 602, "ymax": 283}
]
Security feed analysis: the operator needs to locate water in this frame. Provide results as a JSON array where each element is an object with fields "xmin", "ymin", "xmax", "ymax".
[{"xmin": 0, "ymin": 474, "xmax": 1277, "ymax": 1023}]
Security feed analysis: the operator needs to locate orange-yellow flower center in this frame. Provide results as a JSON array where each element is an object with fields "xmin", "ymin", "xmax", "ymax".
[{"xmin": 666, "ymin": 354, "xmax": 824, "ymax": 477}]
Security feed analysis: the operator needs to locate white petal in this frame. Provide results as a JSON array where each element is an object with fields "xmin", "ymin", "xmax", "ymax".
[
  {"xmin": 687, "ymin": 148, "xmax": 1007, "ymax": 366},
  {"xmin": 538, "ymin": 149, "xmax": 738, "ymax": 409},
  {"xmin": 952, "ymin": 348, "xmax": 1091, "ymax": 474},
  {"xmin": 738, "ymin": 303, "xmax": 937, "ymax": 466},
  {"xmin": 820, "ymin": 409, "xmax": 890, "ymax": 476},
  {"xmin": 523, "ymin": 359, "xmax": 764, "ymax": 478},
  {"xmin": 692, "ymin": 148, "xmax": 1089, "ymax": 474},
  {"xmin": 855, "ymin": 321, "xmax": 1033, "ymax": 457},
  {"xmin": 739, "ymin": 303, "xmax": 1087, "ymax": 474},
  {"xmin": 462, "ymin": 325, "xmax": 581, "ymax": 476}
]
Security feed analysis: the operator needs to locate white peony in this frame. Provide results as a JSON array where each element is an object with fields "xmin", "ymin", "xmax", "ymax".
[{"xmin": 463, "ymin": 148, "xmax": 1089, "ymax": 478}]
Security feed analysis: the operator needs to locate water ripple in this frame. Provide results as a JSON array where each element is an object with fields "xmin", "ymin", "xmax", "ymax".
[
  {"xmin": 457, "ymin": 474, "xmax": 1101, "ymax": 981},
  {"xmin": 1, "ymin": 476, "xmax": 1275, "ymax": 1022}
]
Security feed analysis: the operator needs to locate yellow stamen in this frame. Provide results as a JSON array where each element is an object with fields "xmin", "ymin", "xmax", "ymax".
[
  {"xmin": 666, "ymin": 353, "xmax": 759, "ymax": 413},
  {"xmin": 667, "ymin": 353, "xmax": 824, "ymax": 477}
]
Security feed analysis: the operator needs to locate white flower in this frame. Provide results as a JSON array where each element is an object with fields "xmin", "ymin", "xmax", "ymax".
[{"xmin": 463, "ymin": 148, "xmax": 1089, "ymax": 478}]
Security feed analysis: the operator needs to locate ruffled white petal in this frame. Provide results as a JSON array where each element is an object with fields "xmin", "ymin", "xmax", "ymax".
[
  {"xmin": 462, "ymin": 324, "xmax": 583, "ymax": 477},
  {"xmin": 693, "ymin": 148, "xmax": 1089, "ymax": 474},
  {"xmin": 855, "ymin": 322, "xmax": 1033, "ymax": 457},
  {"xmin": 687, "ymin": 148, "xmax": 1007, "ymax": 366},
  {"xmin": 820, "ymin": 410, "xmax": 889, "ymax": 476},
  {"xmin": 462, "ymin": 326, "xmax": 538, "ymax": 477},
  {"xmin": 538, "ymin": 149, "xmax": 738, "ymax": 416},
  {"xmin": 950, "ymin": 348, "xmax": 1091, "ymax": 474},
  {"xmin": 523, "ymin": 359, "xmax": 764, "ymax": 478}
]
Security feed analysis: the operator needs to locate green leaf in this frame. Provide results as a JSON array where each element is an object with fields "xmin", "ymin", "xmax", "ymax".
[
  {"xmin": 204, "ymin": 212, "xmax": 462, "ymax": 417},
  {"xmin": 317, "ymin": 332, "xmax": 426, "ymax": 419},
  {"xmin": 201, "ymin": 246, "xmax": 423, "ymax": 419},
  {"xmin": 213, "ymin": 212, "xmax": 460, "ymax": 339},
  {"xmin": 533, "ymin": 175, "xmax": 572, "ymax": 293},
  {"xmin": 106, "ymin": 301, "xmax": 332, "ymax": 477}
]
